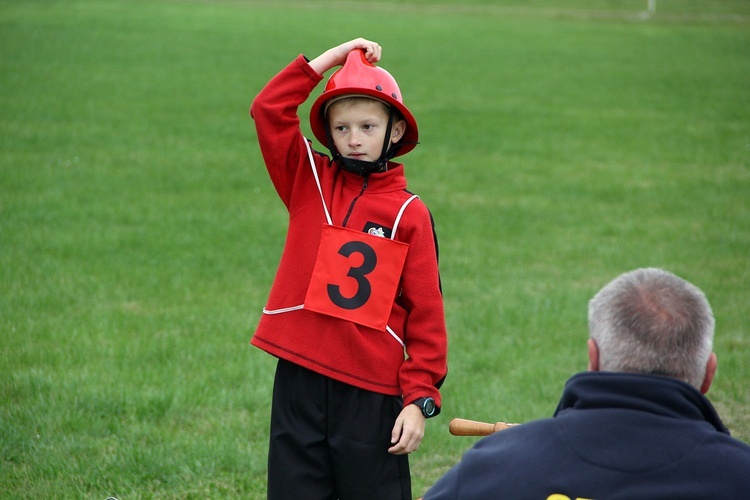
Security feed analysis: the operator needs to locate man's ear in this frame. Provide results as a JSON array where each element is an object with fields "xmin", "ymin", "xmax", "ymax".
[
  {"xmin": 390, "ymin": 119, "xmax": 406, "ymax": 143},
  {"xmin": 587, "ymin": 338, "xmax": 600, "ymax": 372},
  {"xmin": 700, "ymin": 352, "xmax": 717, "ymax": 394}
]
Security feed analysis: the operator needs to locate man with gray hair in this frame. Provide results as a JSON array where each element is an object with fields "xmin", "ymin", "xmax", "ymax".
[
  {"xmin": 588, "ymin": 267, "xmax": 716, "ymax": 393},
  {"xmin": 424, "ymin": 268, "xmax": 750, "ymax": 499}
]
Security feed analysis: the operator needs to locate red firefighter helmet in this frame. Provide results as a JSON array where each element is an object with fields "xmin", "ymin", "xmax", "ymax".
[{"xmin": 309, "ymin": 49, "xmax": 419, "ymax": 157}]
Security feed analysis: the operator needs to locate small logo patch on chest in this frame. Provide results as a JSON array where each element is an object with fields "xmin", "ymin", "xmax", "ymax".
[{"xmin": 363, "ymin": 221, "xmax": 392, "ymax": 238}]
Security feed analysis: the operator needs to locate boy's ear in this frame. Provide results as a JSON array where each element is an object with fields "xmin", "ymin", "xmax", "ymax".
[{"xmin": 390, "ymin": 119, "xmax": 406, "ymax": 143}]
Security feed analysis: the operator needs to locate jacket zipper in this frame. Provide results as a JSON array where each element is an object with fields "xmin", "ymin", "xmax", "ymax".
[{"xmin": 341, "ymin": 175, "xmax": 368, "ymax": 228}]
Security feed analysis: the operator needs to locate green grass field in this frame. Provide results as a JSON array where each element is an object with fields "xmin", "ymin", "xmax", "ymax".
[{"xmin": 2, "ymin": 0, "xmax": 749, "ymax": 497}]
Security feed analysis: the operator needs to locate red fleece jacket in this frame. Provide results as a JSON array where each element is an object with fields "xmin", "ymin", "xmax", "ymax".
[{"xmin": 249, "ymin": 55, "xmax": 447, "ymax": 405}]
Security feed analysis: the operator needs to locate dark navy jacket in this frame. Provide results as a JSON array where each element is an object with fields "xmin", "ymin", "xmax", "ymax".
[{"xmin": 424, "ymin": 372, "xmax": 750, "ymax": 499}]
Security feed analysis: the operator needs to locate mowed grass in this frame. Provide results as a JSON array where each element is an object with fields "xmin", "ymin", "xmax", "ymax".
[{"xmin": 1, "ymin": 0, "xmax": 748, "ymax": 497}]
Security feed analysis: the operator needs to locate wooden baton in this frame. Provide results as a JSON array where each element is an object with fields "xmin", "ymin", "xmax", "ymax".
[{"xmin": 449, "ymin": 417, "xmax": 519, "ymax": 436}]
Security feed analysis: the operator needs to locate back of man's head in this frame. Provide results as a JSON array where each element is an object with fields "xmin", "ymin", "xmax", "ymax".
[{"xmin": 588, "ymin": 268, "xmax": 714, "ymax": 389}]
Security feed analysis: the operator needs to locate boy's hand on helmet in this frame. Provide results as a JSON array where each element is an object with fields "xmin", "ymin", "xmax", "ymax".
[
  {"xmin": 344, "ymin": 38, "xmax": 381, "ymax": 63},
  {"xmin": 309, "ymin": 38, "xmax": 381, "ymax": 74}
]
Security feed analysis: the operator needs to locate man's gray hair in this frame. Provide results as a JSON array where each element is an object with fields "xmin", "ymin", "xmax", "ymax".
[{"xmin": 588, "ymin": 268, "xmax": 714, "ymax": 389}]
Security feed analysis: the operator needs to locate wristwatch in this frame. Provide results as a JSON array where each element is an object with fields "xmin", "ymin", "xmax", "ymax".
[{"xmin": 412, "ymin": 397, "xmax": 438, "ymax": 418}]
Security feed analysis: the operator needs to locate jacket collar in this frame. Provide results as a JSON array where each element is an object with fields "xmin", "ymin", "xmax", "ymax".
[
  {"xmin": 338, "ymin": 162, "xmax": 408, "ymax": 193},
  {"xmin": 554, "ymin": 371, "xmax": 729, "ymax": 434}
]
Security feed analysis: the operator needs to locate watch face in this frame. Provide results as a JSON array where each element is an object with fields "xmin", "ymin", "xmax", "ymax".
[{"xmin": 423, "ymin": 398, "xmax": 436, "ymax": 416}]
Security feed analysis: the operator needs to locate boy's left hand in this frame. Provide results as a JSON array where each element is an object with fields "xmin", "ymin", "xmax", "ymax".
[{"xmin": 388, "ymin": 403, "xmax": 426, "ymax": 455}]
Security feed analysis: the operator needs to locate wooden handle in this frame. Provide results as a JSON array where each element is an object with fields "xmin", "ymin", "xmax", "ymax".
[{"xmin": 449, "ymin": 418, "xmax": 518, "ymax": 436}]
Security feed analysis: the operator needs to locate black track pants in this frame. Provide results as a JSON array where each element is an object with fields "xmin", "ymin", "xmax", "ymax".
[{"xmin": 267, "ymin": 358, "xmax": 411, "ymax": 500}]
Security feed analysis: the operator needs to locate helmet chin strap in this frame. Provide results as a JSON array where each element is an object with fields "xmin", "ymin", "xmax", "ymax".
[{"xmin": 324, "ymin": 108, "xmax": 398, "ymax": 177}]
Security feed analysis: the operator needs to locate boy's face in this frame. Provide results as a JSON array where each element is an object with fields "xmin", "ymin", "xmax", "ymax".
[{"xmin": 327, "ymin": 98, "xmax": 405, "ymax": 163}]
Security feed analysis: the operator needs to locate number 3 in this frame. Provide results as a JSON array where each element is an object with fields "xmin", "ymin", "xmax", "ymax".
[{"xmin": 327, "ymin": 240, "xmax": 377, "ymax": 310}]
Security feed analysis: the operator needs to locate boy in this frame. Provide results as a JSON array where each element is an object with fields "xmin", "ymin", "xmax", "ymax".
[{"xmin": 250, "ymin": 38, "xmax": 448, "ymax": 499}]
